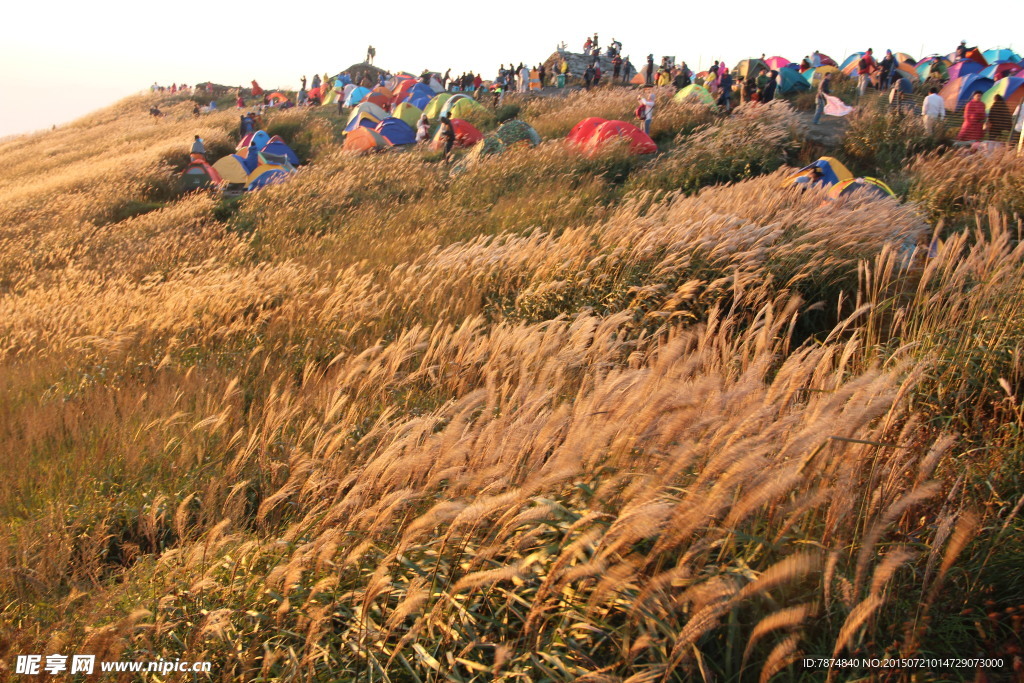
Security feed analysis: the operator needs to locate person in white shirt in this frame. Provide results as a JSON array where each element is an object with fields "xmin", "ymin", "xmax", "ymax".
[
  {"xmin": 922, "ymin": 87, "xmax": 945, "ymax": 134},
  {"xmin": 638, "ymin": 88, "xmax": 655, "ymax": 135},
  {"xmin": 415, "ymin": 115, "xmax": 431, "ymax": 144}
]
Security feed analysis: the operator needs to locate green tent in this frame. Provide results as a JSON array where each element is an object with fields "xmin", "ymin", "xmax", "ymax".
[
  {"xmin": 776, "ymin": 68, "xmax": 811, "ymax": 94},
  {"xmin": 423, "ymin": 93, "xmax": 453, "ymax": 119},
  {"xmin": 672, "ymin": 84, "xmax": 716, "ymax": 106},
  {"xmin": 495, "ymin": 120, "xmax": 541, "ymax": 147}
]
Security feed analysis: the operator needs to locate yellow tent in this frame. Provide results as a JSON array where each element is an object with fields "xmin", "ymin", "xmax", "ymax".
[
  {"xmin": 393, "ymin": 102, "xmax": 423, "ymax": 129},
  {"xmin": 423, "ymin": 93, "xmax": 453, "ymax": 119},
  {"xmin": 212, "ymin": 155, "xmax": 250, "ymax": 184}
]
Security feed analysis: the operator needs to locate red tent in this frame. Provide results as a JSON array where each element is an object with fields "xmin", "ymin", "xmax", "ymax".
[
  {"xmin": 567, "ymin": 117, "xmax": 607, "ymax": 145},
  {"xmin": 430, "ymin": 119, "xmax": 483, "ymax": 150},
  {"xmin": 584, "ymin": 120, "xmax": 657, "ymax": 155}
]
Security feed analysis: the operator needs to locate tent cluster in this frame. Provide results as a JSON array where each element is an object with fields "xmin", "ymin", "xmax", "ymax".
[
  {"xmin": 341, "ymin": 91, "xmax": 489, "ymax": 155},
  {"xmin": 566, "ymin": 117, "xmax": 657, "ymax": 155},
  {"xmin": 789, "ymin": 157, "xmax": 895, "ymax": 200},
  {"xmin": 191, "ymin": 130, "xmax": 303, "ymax": 192}
]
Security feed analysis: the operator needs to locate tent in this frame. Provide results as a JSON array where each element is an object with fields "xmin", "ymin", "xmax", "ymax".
[
  {"xmin": 827, "ymin": 177, "xmax": 895, "ymax": 200},
  {"xmin": 237, "ymin": 132, "xmax": 255, "ymax": 150},
  {"xmin": 495, "ymin": 119, "xmax": 541, "ymax": 147},
  {"xmin": 734, "ymin": 59, "xmax": 769, "ymax": 79},
  {"xmin": 940, "ymin": 74, "xmax": 995, "ymax": 111},
  {"xmin": 403, "ymin": 82, "xmax": 436, "ymax": 110},
  {"xmin": 894, "ymin": 52, "xmax": 916, "ymax": 65},
  {"xmin": 790, "ymin": 157, "xmax": 853, "ymax": 186},
  {"xmin": 916, "ymin": 58, "xmax": 949, "ymax": 82},
  {"xmin": 393, "ymin": 102, "xmax": 424, "ymax": 129},
  {"xmin": 962, "ymin": 48, "xmax": 988, "ymax": 66},
  {"xmin": 803, "ymin": 66, "xmax": 840, "ymax": 84},
  {"xmin": 345, "ymin": 86, "xmax": 371, "ymax": 106},
  {"xmin": 344, "ymin": 127, "xmax": 390, "ymax": 154},
  {"xmin": 392, "ymin": 79, "xmax": 418, "ymax": 106},
  {"xmin": 946, "ymin": 60, "xmax": 984, "ymax": 81},
  {"xmin": 212, "ymin": 154, "xmax": 252, "ymax": 184},
  {"xmin": 375, "ymin": 117, "xmax": 416, "ymax": 146},
  {"xmin": 247, "ymin": 165, "xmax": 290, "ymax": 190},
  {"xmin": 430, "ymin": 119, "xmax": 483, "ymax": 150},
  {"xmin": 345, "ymin": 102, "xmax": 388, "ymax": 132},
  {"xmin": 262, "ymin": 139, "xmax": 301, "ymax": 166},
  {"xmin": 567, "ymin": 117, "xmax": 607, "ymax": 145},
  {"xmin": 428, "ymin": 76, "xmax": 444, "ymax": 93},
  {"xmin": 983, "ymin": 49, "xmax": 1021, "ymax": 64},
  {"xmin": 423, "ymin": 93, "xmax": 454, "ymax": 119},
  {"xmin": 267, "ymin": 92, "xmax": 289, "ymax": 105},
  {"xmin": 894, "ymin": 62, "xmax": 919, "ymax": 82},
  {"xmin": 584, "ymin": 120, "xmax": 657, "ymax": 155},
  {"xmin": 322, "ymin": 88, "xmax": 339, "ymax": 106},
  {"xmin": 363, "ymin": 91, "xmax": 391, "ymax": 110},
  {"xmin": 840, "ymin": 52, "xmax": 865, "ymax": 74},
  {"xmin": 343, "ymin": 83, "xmax": 357, "ymax": 101},
  {"xmin": 981, "ymin": 77, "xmax": 1024, "ymax": 112},
  {"xmin": 979, "ymin": 63, "xmax": 1023, "ymax": 80},
  {"xmin": 812, "ymin": 53, "xmax": 837, "ymax": 67},
  {"xmin": 777, "ymin": 68, "xmax": 810, "ymax": 93},
  {"xmin": 672, "ymin": 84, "xmax": 716, "ymax": 106},
  {"xmin": 442, "ymin": 94, "xmax": 484, "ymax": 119},
  {"xmin": 765, "ymin": 56, "xmax": 791, "ymax": 70},
  {"xmin": 181, "ymin": 157, "xmax": 222, "ymax": 190}
]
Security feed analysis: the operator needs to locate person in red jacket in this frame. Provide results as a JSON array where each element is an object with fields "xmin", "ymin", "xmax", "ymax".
[
  {"xmin": 957, "ymin": 91, "xmax": 987, "ymax": 141},
  {"xmin": 857, "ymin": 49, "xmax": 876, "ymax": 97}
]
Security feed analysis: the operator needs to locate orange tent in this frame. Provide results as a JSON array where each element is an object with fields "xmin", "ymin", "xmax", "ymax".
[
  {"xmin": 363, "ymin": 91, "xmax": 391, "ymax": 111},
  {"xmin": 344, "ymin": 127, "xmax": 390, "ymax": 154},
  {"xmin": 267, "ymin": 92, "xmax": 289, "ymax": 104}
]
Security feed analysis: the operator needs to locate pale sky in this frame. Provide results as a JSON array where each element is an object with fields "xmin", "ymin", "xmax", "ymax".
[{"xmin": 2, "ymin": 0, "xmax": 1022, "ymax": 137}]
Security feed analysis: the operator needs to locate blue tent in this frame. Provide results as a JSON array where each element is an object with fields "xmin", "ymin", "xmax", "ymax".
[
  {"xmin": 251, "ymin": 130, "xmax": 271, "ymax": 150},
  {"xmin": 375, "ymin": 118, "xmax": 416, "ymax": 146},
  {"xmin": 403, "ymin": 83, "xmax": 435, "ymax": 110},
  {"xmin": 344, "ymin": 86, "xmax": 371, "ymax": 106},
  {"xmin": 247, "ymin": 169, "xmax": 290, "ymax": 191},
  {"xmin": 983, "ymin": 49, "xmax": 1020, "ymax": 64},
  {"xmin": 777, "ymin": 68, "xmax": 810, "ymax": 93},
  {"xmin": 242, "ymin": 146, "xmax": 261, "ymax": 173},
  {"xmin": 261, "ymin": 140, "xmax": 301, "ymax": 166}
]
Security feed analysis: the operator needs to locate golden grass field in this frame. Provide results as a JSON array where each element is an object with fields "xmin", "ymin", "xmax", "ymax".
[{"xmin": 0, "ymin": 87, "xmax": 1022, "ymax": 681}]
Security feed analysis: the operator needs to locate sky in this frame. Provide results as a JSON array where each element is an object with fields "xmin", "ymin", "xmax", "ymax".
[{"xmin": 2, "ymin": 0, "xmax": 1022, "ymax": 138}]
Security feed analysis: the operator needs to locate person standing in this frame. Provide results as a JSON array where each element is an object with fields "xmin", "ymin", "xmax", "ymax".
[
  {"xmin": 584, "ymin": 63, "xmax": 595, "ymax": 90},
  {"xmin": 717, "ymin": 71, "xmax": 733, "ymax": 111},
  {"xmin": 988, "ymin": 94, "xmax": 1013, "ymax": 141},
  {"xmin": 921, "ymin": 87, "xmax": 945, "ymax": 133},
  {"xmin": 638, "ymin": 88, "xmax": 654, "ymax": 135},
  {"xmin": 958, "ymin": 91, "xmax": 987, "ymax": 141},
  {"xmin": 539, "ymin": 63, "xmax": 546, "ymax": 88},
  {"xmin": 612, "ymin": 54, "xmax": 622, "ymax": 81},
  {"xmin": 301, "ymin": 75, "xmax": 307, "ymax": 90},
  {"xmin": 857, "ymin": 49, "xmax": 876, "ymax": 97},
  {"xmin": 813, "ymin": 73, "xmax": 833, "ymax": 125},
  {"xmin": 190, "ymin": 135, "xmax": 205, "ymax": 158},
  {"xmin": 645, "ymin": 54, "xmax": 655, "ymax": 86},
  {"xmin": 762, "ymin": 71, "xmax": 778, "ymax": 102},
  {"xmin": 439, "ymin": 115, "xmax": 456, "ymax": 162},
  {"xmin": 879, "ymin": 50, "xmax": 895, "ymax": 90},
  {"xmin": 520, "ymin": 64, "xmax": 530, "ymax": 93}
]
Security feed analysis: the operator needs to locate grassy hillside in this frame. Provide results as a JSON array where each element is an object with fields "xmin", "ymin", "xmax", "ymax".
[{"xmin": 0, "ymin": 88, "xmax": 1022, "ymax": 681}]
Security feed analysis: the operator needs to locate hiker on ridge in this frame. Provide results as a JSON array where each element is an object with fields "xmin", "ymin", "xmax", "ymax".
[{"xmin": 857, "ymin": 49, "xmax": 876, "ymax": 97}]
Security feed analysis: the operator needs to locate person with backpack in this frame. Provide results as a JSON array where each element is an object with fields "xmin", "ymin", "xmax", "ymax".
[
  {"xmin": 857, "ymin": 49, "xmax": 876, "ymax": 97},
  {"xmin": 638, "ymin": 88, "xmax": 655, "ymax": 135},
  {"xmin": 584, "ymin": 63, "xmax": 595, "ymax": 90}
]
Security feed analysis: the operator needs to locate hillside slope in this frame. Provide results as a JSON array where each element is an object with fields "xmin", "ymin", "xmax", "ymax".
[{"xmin": 0, "ymin": 88, "xmax": 1022, "ymax": 681}]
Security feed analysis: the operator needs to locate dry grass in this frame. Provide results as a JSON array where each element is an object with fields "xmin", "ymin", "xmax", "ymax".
[{"xmin": 0, "ymin": 89, "xmax": 1021, "ymax": 681}]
